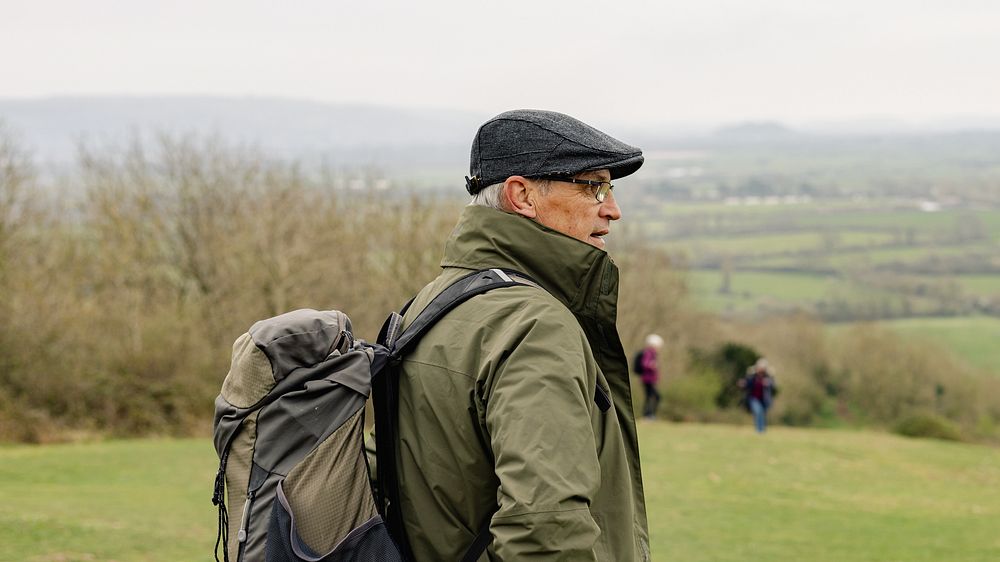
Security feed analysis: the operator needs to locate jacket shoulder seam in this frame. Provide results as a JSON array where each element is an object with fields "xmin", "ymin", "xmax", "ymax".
[{"xmin": 401, "ymin": 357, "xmax": 476, "ymax": 381}]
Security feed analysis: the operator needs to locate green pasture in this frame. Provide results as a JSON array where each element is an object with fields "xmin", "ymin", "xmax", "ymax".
[
  {"xmin": 643, "ymin": 204, "xmax": 1000, "ymax": 250},
  {"xmin": 684, "ymin": 270, "xmax": 938, "ymax": 315},
  {"xmin": 686, "ymin": 270, "xmax": 838, "ymax": 312},
  {"xmin": 823, "ymin": 243, "xmax": 997, "ymax": 268},
  {"xmin": 649, "ymin": 203, "xmax": 1000, "ymax": 238},
  {"xmin": 0, "ymin": 439, "xmax": 213, "ymax": 561},
  {"xmin": 642, "ymin": 203, "xmax": 1000, "ymax": 292},
  {"xmin": 867, "ymin": 316, "xmax": 1000, "ymax": 376},
  {"xmin": 803, "ymin": 208, "xmax": 987, "ymax": 233},
  {"xmin": 642, "ymin": 423, "xmax": 1000, "ymax": 561},
  {"xmin": 746, "ymin": 243, "xmax": 996, "ymax": 271},
  {"xmin": 3, "ymin": 424, "xmax": 1000, "ymax": 561},
  {"xmin": 650, "ymin": 200, "xmax": 820, "ymax": 217},
  {"xmin": 688, "ymin": 270, "xmax": 835, "ymax": 300},
  {"xmin": 953, "ymin": 209, "xmax": 1000, "ymax": 238},
  {"xmin": 688, "ymin": 268, "xmax": 1000, "ymax": 372},
  {"xmin": 662, "ymin": 231, "xmax": 897, "ymax": 260},
  {"xmin": 955, "ymin": 274, "xmax": 1000, "ymax": 296},
  {"xmin": 666, "ymin": 232, "xmax": 825, "ymax": 257},
  {"xmin": 676, "ymin": 244, "xmax": 1000, "ymax": 275}
]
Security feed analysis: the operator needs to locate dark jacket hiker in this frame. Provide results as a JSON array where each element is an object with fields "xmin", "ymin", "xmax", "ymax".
[
  {"xmin": 388, "ymin": 206, "xmax": 650, "ymax": 561},
  {"xmin": 382, "ymin": 109, "xmax": 650, "ymax": 560}
]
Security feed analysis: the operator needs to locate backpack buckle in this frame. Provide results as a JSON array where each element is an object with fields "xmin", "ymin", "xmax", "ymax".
[{"xmin": 377, "ymin": 312, "xmax": 405, "ymax": 349}]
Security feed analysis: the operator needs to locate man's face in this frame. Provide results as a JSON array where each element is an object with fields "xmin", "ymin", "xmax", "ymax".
[{"xmin": 529, "ymin": 169, "xmax": 622, "ymax": 250}]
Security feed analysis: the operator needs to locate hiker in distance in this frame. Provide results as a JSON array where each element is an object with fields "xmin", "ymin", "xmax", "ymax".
[
  {"xmin": 739, "ymin": 358, "xmax": 777, "ymax": 433},
  {"xmin": 381, "ymin": 110, "xmax": 650, "ymax": 561},
  {"xmin": 638, "ymin": 333, "xmax": 665, "ymax": 419}
]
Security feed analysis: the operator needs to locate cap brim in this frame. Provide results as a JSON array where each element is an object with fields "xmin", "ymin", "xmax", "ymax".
[{"xmin": 587, "ymin": 153, "xmax": 645, "ymax": 181}]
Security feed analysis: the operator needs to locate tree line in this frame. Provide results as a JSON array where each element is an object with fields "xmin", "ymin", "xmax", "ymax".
[{"xmin": 1, "ymin": 124, "xmax": 997, "ymax": 443}]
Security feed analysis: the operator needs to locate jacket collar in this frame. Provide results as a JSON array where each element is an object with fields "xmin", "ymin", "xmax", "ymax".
[{"xmin": 440, "ymin": 206, "xmax": 620, "ymax": 322}]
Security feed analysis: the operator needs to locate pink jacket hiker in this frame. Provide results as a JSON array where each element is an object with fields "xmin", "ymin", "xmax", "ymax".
[{"xmin": 640, "ymin": 348, "xmax": 659, "ymax": 385}]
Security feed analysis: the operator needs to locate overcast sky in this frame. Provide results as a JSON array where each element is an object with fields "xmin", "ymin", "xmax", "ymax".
[{"xmin": 2, "ymin": 0, "xmax": 998, "ymax": 127}]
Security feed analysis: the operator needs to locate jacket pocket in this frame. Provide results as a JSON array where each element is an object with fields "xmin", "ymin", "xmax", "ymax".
[
  {"xmin": 594, "ymin": 385, "xmax": 612, "ymax": 412},
  {"xmin": 265, "ymin": 482, "xmax": 403, "ymax": 561}
]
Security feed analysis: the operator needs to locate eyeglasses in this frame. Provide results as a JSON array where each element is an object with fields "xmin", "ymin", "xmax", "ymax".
[{"xmin": 533, "ymin": 176, "xmax": 615, "ymax": 203}]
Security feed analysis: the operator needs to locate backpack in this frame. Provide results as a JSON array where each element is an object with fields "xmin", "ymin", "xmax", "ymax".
[
  {"xmin": 631, "ymin": 349, "xmax": 645, "ymax": 375},
  {"xmin": 212, "ymin": 268, "xmax": 534, "ymax": 562}
]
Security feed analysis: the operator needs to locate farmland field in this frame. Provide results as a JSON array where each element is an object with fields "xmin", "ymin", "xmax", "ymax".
[
  {"xmin": 686, "ymin": 270, "xmax": 844, "ymax": 312},
  {"xmin": 629, "ymin": 197, "xmax": 1000, "ymax": 374},
  {"xmin": 2, "ymin": 424, "xmax": 999, "ymax": 561},
  {"xmin": 867, "ymin": 316, "xmax": 1000, "ymax": 376},
  {"xmin": 955, "ymin": 274, "xmax": 1000, "ymax": 295}
]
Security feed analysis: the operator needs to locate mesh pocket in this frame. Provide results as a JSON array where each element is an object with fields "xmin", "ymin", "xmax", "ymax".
[
  {"xmin": 278, "ymin": 408, "xmax": 378, "ymax": 553},
  {"xmin": 265, "ymin": 484, "xmax": 402, "ymax": 562}
]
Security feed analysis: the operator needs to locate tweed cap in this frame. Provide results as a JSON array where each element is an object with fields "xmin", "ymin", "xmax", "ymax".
[{"xmin": 466, "ymin": 109, "xmax": 644, "ymax": 195}]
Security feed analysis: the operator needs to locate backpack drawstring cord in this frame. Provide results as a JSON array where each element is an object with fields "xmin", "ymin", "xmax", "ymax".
[{"xmin": 213, "ymin": 452, "xmax": 230, "ymax": 562}]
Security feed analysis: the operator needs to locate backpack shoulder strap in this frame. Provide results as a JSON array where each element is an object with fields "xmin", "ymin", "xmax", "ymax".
[
  {"xmin": 373, "ymin": 267, "xmax": 541, "ymax": 561},
  {"xmin": 389, "ymin": 268, "xmax": 537, "ymax": 354}
]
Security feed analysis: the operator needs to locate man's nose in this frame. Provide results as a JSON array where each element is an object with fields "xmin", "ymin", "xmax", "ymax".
[{"xmin": 601, "ymin": 191, "xmax": 623, "ymax": 221}]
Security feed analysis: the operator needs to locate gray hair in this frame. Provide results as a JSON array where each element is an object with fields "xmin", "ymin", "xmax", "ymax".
[
  {"xmin": 468, "ymin": 179, "xmax": 551, "ymax": 211},
  {"xmin": 468, "ymin": 182, "xmax": 507, "ymax": 210}
]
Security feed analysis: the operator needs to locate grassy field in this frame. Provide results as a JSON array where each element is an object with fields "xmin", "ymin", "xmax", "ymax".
[
  {"xmin": 872, "ymin": 316, "xmax": 1000, "ymax": 376},
  {"xmin": 688, "ymin": 270, "xmax": 844, "ymax": 305},
  {"xmin": 821, "ymin": 243, "xmax": 998, "ymax": 267},
  {"xmin": 643, "ymin": 424, "xmax": 1000, "ymax": 561},
  {"xmin": 2, "ymin": 424, "xmax": 999, "ymax": 561},
  {"xmin": 955, "ymin": 274, "xmax": 1000, "ymax": 296},
  {"xmin": 823, "ymin": 316, "xmax": 1000, "ymax": 377},
  {"xmin": 0, "ymin": 439, "xmax": 214, "ymax": 561},
  {"xmin": 643, "ymin": 201, "xmax": 1000, "ymax": 328},
  {"xmin": 684, "ymin": 270, "xmax": 946, "ymax": 318},
  {"xmin": 654, "ymin": 198, "xmax": 1000, "ymax": 376}
]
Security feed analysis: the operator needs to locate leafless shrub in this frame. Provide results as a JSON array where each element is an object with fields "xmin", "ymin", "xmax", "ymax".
[{"xmin": 0, "ymin": 130, "xmax": 996, "ymax": 443}]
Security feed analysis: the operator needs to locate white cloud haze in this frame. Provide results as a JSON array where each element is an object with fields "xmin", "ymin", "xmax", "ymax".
[{"xmin": 2, "ymin": 0, "xmax": 998, "ymax": 126}]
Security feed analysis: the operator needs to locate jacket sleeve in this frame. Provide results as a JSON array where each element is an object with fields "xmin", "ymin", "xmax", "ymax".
[{"xmin": 484, "ymin": 312, "xmax": 601, "ymax": 561}]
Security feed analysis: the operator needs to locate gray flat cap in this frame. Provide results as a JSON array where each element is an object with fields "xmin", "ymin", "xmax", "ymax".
[{"xmin": 465, "ymin": 109, "xmax": 644, "ymax": 195}]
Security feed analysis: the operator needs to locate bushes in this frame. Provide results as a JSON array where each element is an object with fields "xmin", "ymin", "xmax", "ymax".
[
  {"xmin": 893, "ymin": 412, "xmax": 963, "ymax": 441},
  {"xmin": 660, "ymin": 368, "xmax": 724, "ymax": 422},
  {"xmin": 668, "ymin": 317, "xmax": 1000, "ymax": 441},
  {"xmin": 0, "ymin": 132, "xmax": 693, "ymax": 442},
  {"xmin": 0, "ymin": 133, "xmax": 467, "ymax": 441},
  {"xmin": 1, "ymin": 127, "xmax": 998, "ymax": 443}
]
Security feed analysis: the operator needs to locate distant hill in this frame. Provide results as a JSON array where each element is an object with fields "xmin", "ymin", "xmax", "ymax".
[
  {"xmin": 4, "ymin": 96, "xmax": 1000, "ymax": 179},
  {"xmin": 0, "ymin": 96, "xmax": 488, "ymax": 168}
]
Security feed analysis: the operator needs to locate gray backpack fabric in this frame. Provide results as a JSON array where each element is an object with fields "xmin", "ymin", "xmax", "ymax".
[
  {"xmin": 212, "ymin": 309, "xmax": 398, "ymax": 562},
  {"xmin": 212, "ymin": 269, "xmax": 537, "ymax": 562}
]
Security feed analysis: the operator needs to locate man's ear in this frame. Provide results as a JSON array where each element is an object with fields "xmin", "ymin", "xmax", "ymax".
[{"xmin": 502, "ymin": 176, "xmax": 537, "ymax": 218}]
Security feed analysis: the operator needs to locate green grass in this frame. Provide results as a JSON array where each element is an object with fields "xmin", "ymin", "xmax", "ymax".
[
  {"xmin": 3, "ymin": 426, "xmax": 1000, "ymax": 561},
  {"xmin": 684, "ymin": 270, "xmax": 918, "ymax": 315},
  {"xmin": 980, "ymin": 210, "xmax": 1000, "ymax": 238},
  {"xmin": 664, "ymin": 232, "xmax": 830, "ymax": 257},
  {"xmin": 824, "ymin": 243, "xmax": 997, "ymax": 267},
  {"xmin": 746, "ymin": 243, "xmax": 996, "ymax": 270},
  {"xmin": 647, "ymin": 204, "xmax": 1000, "ymax": 240},
  {"xmin": 955, "ymin": 274, "xmax": 1000, "ymax": 296},
  {"xmin": 641, "ymin": 423, "xmax": 1000, "ymax": 562},
  {"xmin": 0, "ymin": 439, "xmax": 216, "ymax": 562},
  {"xmin": 807, "ymin": 209, "xmax": 974, "ymax": 232},
  {"xmin": 652, "ymin": 201, "xmax": 812, "ymax": 217},
  {"xmin": 874, "ymin": 316, "xmax": 1000, "ymax": 376},
  {"xmin": 688, "ymin": 270, "xmax": 839, "ymax": 304}
]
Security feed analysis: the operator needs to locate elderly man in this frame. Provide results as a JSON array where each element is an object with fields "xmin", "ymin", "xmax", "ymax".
[{"xmin": 391, "ymin": 109, "xmax": 649, "ymax": 561}]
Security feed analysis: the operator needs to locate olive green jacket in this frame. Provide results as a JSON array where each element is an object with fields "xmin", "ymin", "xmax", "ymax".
[{"xmin": 394, "ymin": 205, "xmax": 649, "ymax": 561}]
